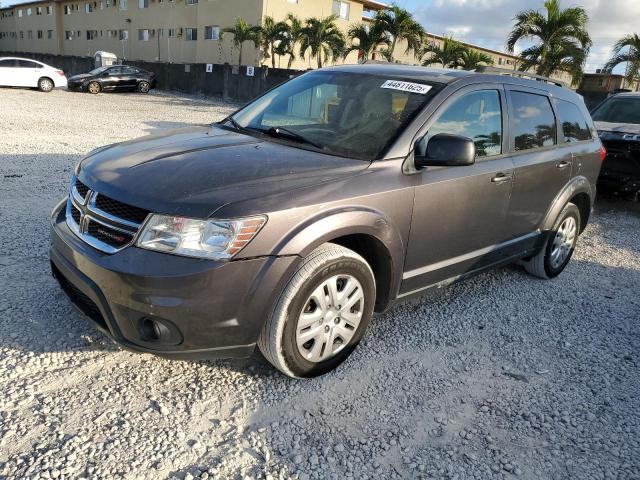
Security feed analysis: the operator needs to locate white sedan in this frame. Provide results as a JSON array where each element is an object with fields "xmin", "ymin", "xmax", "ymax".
[{"xmin": 0, "ymin": 57, "xmax": 67, "ymax": 92}]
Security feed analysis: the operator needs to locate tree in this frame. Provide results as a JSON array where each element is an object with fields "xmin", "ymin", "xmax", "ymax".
[
  {"xmin": 260, "ymin": 16, "xmax": 289, "ymax": 69},
  {"xmin": 222, "ymin": 18, "xmax": 262, "ymax": 68},
  {"xmin": 506, "ymin": 0, "xmax": 591, "ymax": 84},
  {"xmin": 458, "ymin": 48, "xmax": 494, "ymax": 70},
  {"xmin": 374, "ymin": 4, "xmax": 424, "ymax": 62},
  {"xmin": 604, "ymin": 33, "xmax": 640, "ymax": 91},
  {"xmin": 274, "ymin": 14, "xmax": 303, "ymax": 69},
  {"xmin": 421, "ymin": 37, "xmax": 467, "ymax": 68},
  {"xmin": 344, "ymin": 22, "xmax": 389, "ymax": 62},
  {"xmin": 299, "ymin": 15, "xmax": 346, "ymax": 69}
]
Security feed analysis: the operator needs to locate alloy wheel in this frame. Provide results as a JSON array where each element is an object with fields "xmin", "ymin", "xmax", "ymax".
[{"xmin": 550, "ymin": 216, "xmax": 577, "ymax": 268}]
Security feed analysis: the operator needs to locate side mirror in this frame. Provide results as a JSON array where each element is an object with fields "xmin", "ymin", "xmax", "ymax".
[{"xmin": 415, "ymin": 133, "xmax": 476, "ymax": 169}]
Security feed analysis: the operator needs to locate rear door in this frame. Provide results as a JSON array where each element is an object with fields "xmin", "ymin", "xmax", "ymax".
[
  {"xmin": 120, "ymin": 66, "xmax": 140, "ymax": 90},
  {"xmin": 401, "ymin": 85, "xmax": 516, "ymax": 295},
  {"xmin": 0, "ymin": 58, "xmax": 19, "ymax": 86},
  {"xmin": 504, "ymin": 87, "xmax": 570, "ymax": 238}
]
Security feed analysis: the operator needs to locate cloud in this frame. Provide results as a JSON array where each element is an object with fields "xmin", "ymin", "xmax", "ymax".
[{"xmin": 413, "ymin": 0, "xmax": 640, "ymax": 74}]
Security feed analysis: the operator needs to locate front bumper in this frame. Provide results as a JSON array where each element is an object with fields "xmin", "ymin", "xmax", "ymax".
[{"xmin": 49, "ymin": 199, "xmax": 297, "ymax": 359}]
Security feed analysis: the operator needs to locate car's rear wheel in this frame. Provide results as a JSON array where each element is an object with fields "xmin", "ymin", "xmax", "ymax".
[
  {"xmin": 258, "ymin": 243, "xmax": 376, "ymax": 378},
  {"xmin": 87, "ymin": 81, "xmax": 101, "ymax": 94},
  {"xmin": 138, "ymin": 81, "xmax": 150, "ymax": 93},
  {"xmin": 523, "ymin": 202, "xmax": 581, "ymax": 279},
  {"xmin": 38, "ymin": 77, "xmax": 54, "ymax": 92}
]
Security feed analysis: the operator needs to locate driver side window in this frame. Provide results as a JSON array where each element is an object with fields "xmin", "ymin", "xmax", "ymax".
[{"xmin": 429, "ymin": 90, "xmax": 503, "ymax": 158}]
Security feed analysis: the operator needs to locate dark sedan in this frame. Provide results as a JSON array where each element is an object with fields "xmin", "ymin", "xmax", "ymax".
[
  {"xmin": 67, "ymin": 65, "xmax": 156, "ymax": 94},
  {"xmin": 592, "ymin": 92, "xmax": 640, "ymax": 199}
]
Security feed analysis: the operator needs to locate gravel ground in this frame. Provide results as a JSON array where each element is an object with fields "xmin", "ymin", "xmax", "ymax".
[{"xmin": 1, "ymin": 88, "xmax": 639, "ymax": 480}]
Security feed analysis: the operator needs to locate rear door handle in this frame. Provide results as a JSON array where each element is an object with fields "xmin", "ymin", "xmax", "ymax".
[
  {"xmin": 556, "ymin": 160, "xmax": 571, "ymax": 169},
  {"xmin": 491, "ymin": 173, "xmax": 512, "ymax": 184}
]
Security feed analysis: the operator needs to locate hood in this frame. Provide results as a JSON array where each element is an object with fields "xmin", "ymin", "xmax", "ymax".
[
  {"xmin": 69, "ymin": 73, "xmax": 94, "ymax": 81},
  {"xmin": 595, "ymin": 121, "xmax": 640, "ymax": 136},
  {"xmin": 78, "ymin": 126, "xmax": 369, "ymax": 218}
]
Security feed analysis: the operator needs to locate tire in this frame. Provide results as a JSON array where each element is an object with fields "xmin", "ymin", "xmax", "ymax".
[
  {"xmin": 524, "ymin": 203, "xmax": 581, "ymax": 279},
  {"xmin": 87, "ymin": 81, "xmax": 101, "ymax": 94},
  {"xmin": 138, "ymin": 81, "xmax": 150, "ymax": 93},
  {"xmin": 258, "ymin": 243, "xmax": 376, "ymax": 378},
  {"xmin": 38, "ymin": 77, "xmax": 54, "ymax": 92}
]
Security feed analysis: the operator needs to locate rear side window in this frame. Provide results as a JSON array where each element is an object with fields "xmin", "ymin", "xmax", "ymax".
[
  {"xmin": 428, "ymin": 90, "xmax": 503, "ymax": 157},
  {"xmin": 556, "ymin": 99, "xmax": 591, "ymax": 142},
  {"xmin": 510, "ymin": 91, "xmax": 557, "ymax": 151},
  {"xmin": 17, "ymin": 60, "xmax": 40, "ymax": 68}
]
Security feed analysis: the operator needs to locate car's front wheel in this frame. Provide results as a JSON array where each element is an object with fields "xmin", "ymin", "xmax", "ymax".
[
  {"xmin": 523, "ymin": 202, "xmax": 581, "ymax": 279},
  {"xmin": 38, "ymin": 77, "xmax": 54, "ymax": 92},
  {"xmin": 87, "ymin": 81, "xmax": 101, "ymax": 94},
  {"xmin": 258, "ymin": 243, "xmax": 376, "ymax": 378}
]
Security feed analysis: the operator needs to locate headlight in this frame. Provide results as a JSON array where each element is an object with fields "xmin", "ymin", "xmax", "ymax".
[{"xmin": 136, "ymin": 215, "xmax": 267, "ymax": 260}]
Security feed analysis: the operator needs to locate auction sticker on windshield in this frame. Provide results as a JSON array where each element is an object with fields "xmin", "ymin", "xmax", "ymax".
[{"xmin": 381, "ymin": 80, "xmax": 432, "ymax": 95}]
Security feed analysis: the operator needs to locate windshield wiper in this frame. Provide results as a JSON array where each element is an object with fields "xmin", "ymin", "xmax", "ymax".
[
  {"xmin": 261, "ymin": 126, "xmax": 325, "ymax": 150},
  {"xmin": 224, "ymin": 117, "xmax": 243, "ymax": 131}
]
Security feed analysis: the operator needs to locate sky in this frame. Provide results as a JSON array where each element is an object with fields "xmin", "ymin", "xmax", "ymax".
[
  {"xmin": 393, "ymin": 0, "xmax": 638, "ymax": 74},
  {"xmin": 2, "ymin": 0, "xmax": 636, "ymax": 74}
]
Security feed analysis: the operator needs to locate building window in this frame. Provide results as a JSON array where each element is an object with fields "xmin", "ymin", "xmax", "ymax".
[
  {"xmin": 26, "ymin": 7, "xmax": 32, "ymax": 15},
  {"xmin": 64, "ymin": 5, "xmax": 71, "ymax": 14},
  {"xmin": 18, "ymin": 9, "xmax": 22, "ymax": 17},
  {"xmin": 139, "ymin": 0, "xmax": 149, "ymax": 8},
  {"xmin": 185, "ymin": 27, "xmax": 197, "ymax": 41},
  {"xmin": 36, "ymin": 7, "xmax": 42, "ymax": 15},
  {"xmin": 186, "ymin": 0, "xmax": 198, "ymax": 4},
  {"xmin": 37, "ymin": 30, "xmax": 43, "ymax": 39},
  {"xmin": 86, "ymin": 2, "xmax": 96, "ymax": 13},
  {"xmin": 19, "ymin": 31, "xmax": 24, "ymax": 39},
  {"xmin": 119, "ymin": 29, "xmax": 128, "ymax": 40},
  {"xmin": 204, "ymin": 25, "xmax": 220, "ymax": 40},
  {"xmin": 46, "ymin": 5, "xmax": 52, "ymax": 14},
  {"xmin": 119, "ymin": 0, "xmax": 128, "ymax": 10},
  {"xmin": 138, "ymin": 29, "xmax": 149, "ymax": 41},
  {"xmin": 332, "ymin": 0, "xmax": 350, "ymax": 20},
  {"xmin": 87, "ymin": 30, "xmax": 98, "ymax": 40},
  {"xmin": 47, "ymin": 30, "xmax": 54, "ymax": 39},
  {"xmin": 168, "ymin": 28, "xmax": 176, "ymax": 37},
  {"xmin": 27, "ymin": 30, "xmax": 32, "ymax": 39}
]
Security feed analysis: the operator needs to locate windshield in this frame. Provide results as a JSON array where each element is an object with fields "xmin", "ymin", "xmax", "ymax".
[
  {"xmin": 230, "ymin": 71, "xmax": 440, "ymax": 159},
  {"xmin": 89, "ymin": 66, "xmax": 110, "ymax": 75},
  {"xmin": 592, "ymin": 96, "xmax": 640, "ymax": 124}
]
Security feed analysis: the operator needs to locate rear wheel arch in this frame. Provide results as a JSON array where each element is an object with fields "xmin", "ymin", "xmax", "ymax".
[{"xmin": 541, "ymin": 176, "xmax": 593, "ymax": 234}]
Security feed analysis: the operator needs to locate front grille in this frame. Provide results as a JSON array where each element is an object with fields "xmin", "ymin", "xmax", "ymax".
[
  {"xmin": 52, "ymin": 263, "xmax": 109, "ymax": 331},
  {"xmin": 66, "ymin": 175, "xmax": 149, "ymax": 254},
  {"xmin": 87, "ymin": 221, "xmax": 134, "ymax": 248},
  {"xmin": 95, "ymin": 194, "xmax": 150, "ymax": 225}
]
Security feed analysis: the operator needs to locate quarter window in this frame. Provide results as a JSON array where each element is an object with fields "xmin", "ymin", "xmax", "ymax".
[
  {"xmin": 555, "ymin": 99, "xmax": 591, "ymax": 142},
  {"xmin": 510, "ymin": 91, "xmax": 557, "ymax": 151},
  {"xmin": 428, "ymin": 90, "xmax": 503, "ymax": 157}
]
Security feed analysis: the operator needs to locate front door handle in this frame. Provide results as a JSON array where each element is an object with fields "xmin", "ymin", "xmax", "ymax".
[
  {"xmin": 556, "ymin": 160, "xmax": 571, "ymax": 169},
  {"xmin": 491, "ymin": 173, "xmax": 512, "ymax": 184}
]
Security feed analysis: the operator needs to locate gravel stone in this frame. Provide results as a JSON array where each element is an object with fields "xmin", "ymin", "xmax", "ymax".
[{"xmin": 0, "ymin": 88, "xmax": 639, "ymax": 480}]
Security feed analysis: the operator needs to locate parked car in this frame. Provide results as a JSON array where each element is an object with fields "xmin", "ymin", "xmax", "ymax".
[
  {"xmin": 50, "ymin": 65, "xmax": 603, "ymax": 378},
  {"xmin": 0, "ymin": 57, "xmax": 67, "ymax": 92},
  {"xmin": 67, "ymin": 65, "xmax": 156, "ymax": 94},
  {"xmin": 591, "ymin": 92, "xmax": 640, "ymax": 198}
]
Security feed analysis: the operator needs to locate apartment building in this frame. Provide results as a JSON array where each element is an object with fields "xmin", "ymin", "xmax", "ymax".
[{"xmin": 0, "ymin": 0, "xmax": 566, "ymax": 83}]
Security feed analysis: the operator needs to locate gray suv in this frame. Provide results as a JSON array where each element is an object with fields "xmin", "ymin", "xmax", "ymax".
[{"xmin": 50, "ymin": 64, "xmax": 603, "ymax": 377}]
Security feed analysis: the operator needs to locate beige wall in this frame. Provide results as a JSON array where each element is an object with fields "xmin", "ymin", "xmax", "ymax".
[{"xmin": 1, "ymin": 2, "xmax": 59, "ymax": 54}]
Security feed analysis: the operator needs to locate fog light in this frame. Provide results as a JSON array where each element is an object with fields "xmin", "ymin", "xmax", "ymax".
[{"xmin": 137, "ymin": 317, "xmax": 183, "ymax": 346}]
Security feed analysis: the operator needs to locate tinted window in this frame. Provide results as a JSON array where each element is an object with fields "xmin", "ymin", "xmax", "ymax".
[
  {"xmin": 556, "ymin": 99, "xmax": 591, "ymax": 142},
  {"xmin": 511, "ymin": 91, "xmax": 557, "ymax": 151},
  {"xmin": 428, "ymin": 90, "xmax": 502, "ymax": 157},
  {"xmin": 121, "ymin": 67, "xmax": 138, "ymax": 75},
  {"xmin": 108, "ymin": 67, "xmax": 124, "ymax": 75},
  {"xmin": 0, "ymin": 59, "xmax": 17, "ymax": 67},
  {"xmin": 16, "ymin": 60, "xmax": 39, "ymax": 68},
  {"xmin": 591, "ymin": 96, "xmax": 640, "ymax": 125}
]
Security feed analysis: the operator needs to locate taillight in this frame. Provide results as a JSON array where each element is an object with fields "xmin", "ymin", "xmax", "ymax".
[
  {"xmin": 56, "ymin": 70, "xmax": 65, "ymax": 77},
  {"xmin": 599, "ymin": 145, "xmax": 607, "ymax": 162}
]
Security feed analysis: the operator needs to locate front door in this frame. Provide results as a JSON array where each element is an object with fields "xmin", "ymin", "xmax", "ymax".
[
  {"xmin": 504, "ymin": 87, "xmax": 571, "ymax": 238},
  {"xmin": 0, "ymin": 58, "xmax": 18, "ymax": 86},
  {"xmin": 401, "ymin": 86, "xmax": 515, "ymax": 296}
]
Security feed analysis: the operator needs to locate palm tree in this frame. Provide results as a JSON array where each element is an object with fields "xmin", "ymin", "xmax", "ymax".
[
  {"xmin": 458, "ymin": 48, "xmax": 494, "ymax": 70},
  {"xmin": 604, "ymin": 33, "xmax": 640, "ymax": 91},
  {"xmin": 222, "ymin": 18, "xmax": 262, "ymax": 69},
  {"xmin": 260, "ymin": 16, "xmax": 289, "ymax": 69},
  {"xmin": 299, "ymin": 15, "xmax": 346, "ymax": 69},
  {"xmin": 344, "ymin": 23, "xmax": 389, "ymax": 62},
  {"xmin": 374, "ymin": 5, "xmax": 425, "ymax": 61},
  {"xmin": 421, "ymin": 37, "xmax": 467, "ymax": 68},
  {"xmin": 506, "ymin": 0, "xmax": 591, "ymax": 84},
  {"xmin": 274, "ymin": 14, "xmax": 303, "ymax": 69}
]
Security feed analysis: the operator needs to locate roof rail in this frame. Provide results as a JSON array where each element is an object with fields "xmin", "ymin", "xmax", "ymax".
[{"xmin": 475, "ymin": 66, "xmax": 567, "ymax": 88}]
